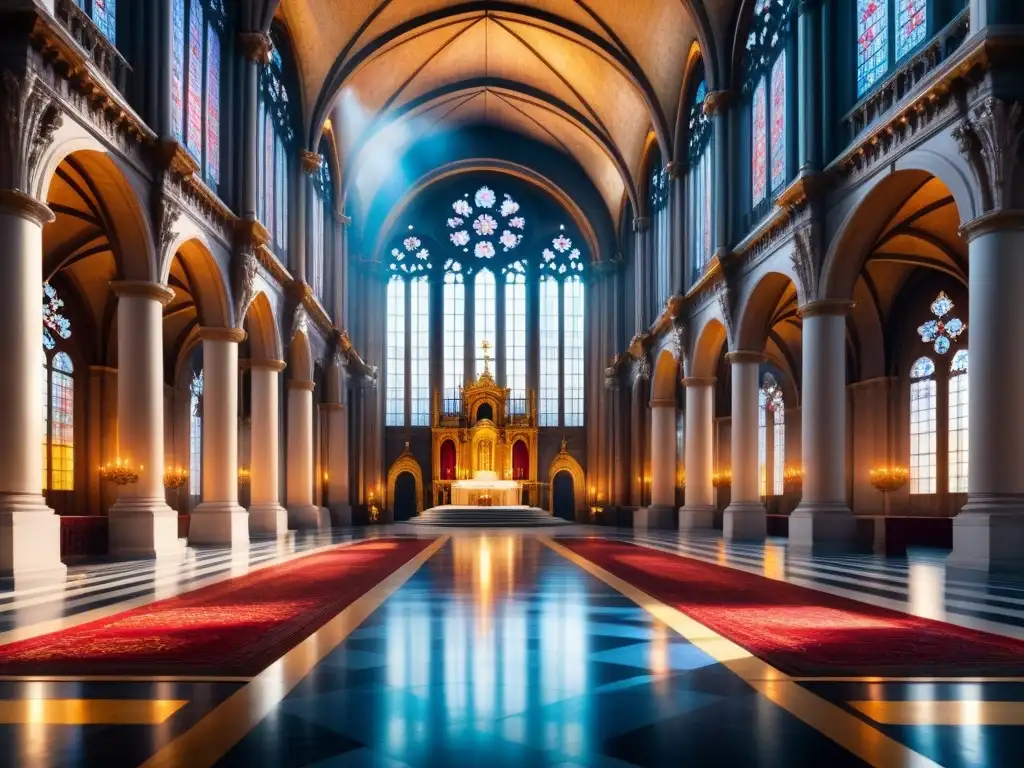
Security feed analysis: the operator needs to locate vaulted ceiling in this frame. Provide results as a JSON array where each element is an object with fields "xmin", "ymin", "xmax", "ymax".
[{"xmin": 278, "ymin": 0, "xmax": 743, "ymax": 230}]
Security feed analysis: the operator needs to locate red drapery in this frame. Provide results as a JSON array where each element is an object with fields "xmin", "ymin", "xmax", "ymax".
[
  {"xmin": 440, "ymin": 439, "xmax": 457, "ymax": 480},
  {"xmin": 512, "ymin": 440, "xmax": 529, "ymax": 480}
]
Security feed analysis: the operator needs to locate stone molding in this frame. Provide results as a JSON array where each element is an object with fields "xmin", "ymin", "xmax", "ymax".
[
  {"xmin": 0, "ymin": 189, "xmax": 54, "ymax": 226},
  {"xmin": 243, "ymin": 359, "xmax": 287, "ymax": 372},
  {"xmin": 110, "ymin": 280, "xmax": 175, "ymax": 306},
  {"xmin": 724, "ymin": 351, "xmax": 767, "ymax": 365},
  {"xmin": 682, "ymin": 377, "xmax": 717, "ymax": 388},
  {"xmin": 959, "ymin": 208, "xmax": 1024, "ymax": 242},
  {"xmin": 649, "ymin": 398, "xmax": 676, "ymax": 408},
  {"xmin": 797, "ymin": 298, "xmax": 855, "ymax": 318},
  {"xmin": 200, "ymin": 326, "xmax": 247, "ymax": 343},
  {"xmin": 287, "ymin": 379, "xmax": 316, "ymax": 391}
]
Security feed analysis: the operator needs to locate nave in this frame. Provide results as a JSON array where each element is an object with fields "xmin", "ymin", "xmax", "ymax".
[{"xmin": 0, "ymin": 528, "xmax": 1023, "ymax": 767}]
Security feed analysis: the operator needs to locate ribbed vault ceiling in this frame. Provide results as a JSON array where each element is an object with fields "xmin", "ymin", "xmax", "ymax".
[{"xmin": 280, "ymin": 0, "xmax": 739, "ymax": 226}]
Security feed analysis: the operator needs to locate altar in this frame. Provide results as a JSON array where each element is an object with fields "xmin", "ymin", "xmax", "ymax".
[{"xmin": 451, "ymin": 471, "xmax": 522, "ymax": 507}]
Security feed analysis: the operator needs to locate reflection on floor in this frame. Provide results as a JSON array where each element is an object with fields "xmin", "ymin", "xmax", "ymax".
[{"xmin": 0, "ymin": 527, "xmax": 1023, "ymax": 767}]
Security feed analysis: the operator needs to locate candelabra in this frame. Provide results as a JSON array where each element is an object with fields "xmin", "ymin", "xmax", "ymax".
[
  {"xmin": 99, "ymin": 458, "xmax": 140, "ymax": 485},
  {"xmin": 712, "ymin": 469, "xmax": 732, "ymax": 489},
  {"xmin": 238, "ymin": 466, "xmax": 251, "ymax": 485},
  {"xmin": 870, "ymin": 466, "xmax": 909, "ymax": 517},
  {"xmin": 783, "ymin": 466, "xmax": 804, "ymax": 493},
  {"xmin": 163, "ymin": 466, "xmax": 189, "ymax": 489}
]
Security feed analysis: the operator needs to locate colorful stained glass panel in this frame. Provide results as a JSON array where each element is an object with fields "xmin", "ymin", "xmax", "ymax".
[
  {"xmin": 205, "ymin": 26, "xmax": 221, "ymax": 184},
  {"xmin": 770, "ymin": 51, "xmax": 786, "ymax": 192},
  {"xmin": 896, "ymin": 0, "xmax": 927, "ymax": 60},
  {"xmin": 751, "ymin": 78, "xmax": 768, "ymax": 206},
  {"xmin": 92, "ymin": 0, "xmax": 116, "ymax": 43},
  {"xmin": 857, "ymin": 0, "xmax": 889, "ymax": 96},
  {"xmin": 185, "ymin": 0, "xmax": 204, "ymax": 160},
  {"xmin": 171, "ymin": 0, "xmax": 186, "ymax": 142}
]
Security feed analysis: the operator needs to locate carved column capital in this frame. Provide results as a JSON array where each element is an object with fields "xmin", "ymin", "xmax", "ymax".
[
  {"xmin": 702, "ymin": 90, "xmax": 733, "ymax": 117},
  {"xmin": 1, "ymin": 69, "xmax": 63, "ymax": 194},
  {"xmin": 665, "ymin": 161, "xmax": 686, "ymax": 180},
  {"xmin": 0, "ymin": 189, "xmax": 54, "ymax": 226},
  {"xmin": 300, "ymin": 149, "xmax": 323, "ymax": 175},
  {"xmin": 632, "ymin": 216, "xmax": 650, "ymax": 233},
  {"xmin": 953, "ymin": 98, "xmax": 1024, "ymax": 213},
  {"xmin": 238, "ymin": 32, "xmax": 274, "ymax": 64}
]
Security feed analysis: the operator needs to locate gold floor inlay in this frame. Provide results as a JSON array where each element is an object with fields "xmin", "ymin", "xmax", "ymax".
[
  {"xmin": 851, "ymin": 700, "xmax": 1024, "ymax": 726},
  {"xmin": 0, "ymin": 699, "xmax": 187, "ymax": 725}
]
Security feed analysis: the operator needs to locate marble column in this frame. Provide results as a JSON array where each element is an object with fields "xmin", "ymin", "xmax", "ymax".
[
  {"xmin": 108, "ymin": 281, "xmax": 183, "ymax": 558},
  {"xmin": 323, "ymin": 354, "xmax": 351, "ymax": 525},
  {"xmin": 0, "ymin": 192, "xmax": 65, "ymax": 579},
  {"xmin": 723, "ymin": 351, "xmax": 766, "ymax": 540},
  {"xmin": 950, "ymin": 214, "xmax": 1024, "ymax": 571},
  {"xmin": 287, "ymin": 379, "xmax": 326, "ymax": 529},
  {"xmin": 237, "ymin": 31, "xmax": 272, "ymax": 220},
  {"xmin": 190, "ymin": 327, "xmax": 249, "ymax": 545},
  {"xmin": 248, "ymin": 360, "xmax": 288, "ymax": 535},
  {"xmin": 679, "ymin": 377, "xmax": 716, "ymax": 529},
  {"xmin": 790, "ymin": 300, "xmax": 855, "ymax": 550},
  {"xmin": 636, "ymin": 399, "xmax": 677, "ymax": 529}
]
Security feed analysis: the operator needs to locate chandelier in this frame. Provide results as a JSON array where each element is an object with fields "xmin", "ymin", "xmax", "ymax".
[
  {"xmin": 99, "ymin": 458, "xmax": 140, "ymax": 485},
  {"xmin": 163, "ymin": 466, "xmax": 189, "ymax": 489}
]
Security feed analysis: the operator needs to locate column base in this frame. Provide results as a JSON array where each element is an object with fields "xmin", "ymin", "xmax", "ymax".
[
  {"xmin": 633, "ymin": 505, "xmax": 676, "ymax": 530},
  {"xmin": 288, "ymin": 504, "xmax": 331, "ymax": 530},
  {"xmin": 0, "ymin": 494, "xmax": 67, "ymax": 582},
  {"xmin": 108, "ymin": 498, "xmax": 186, "ymax": 559},
  {"xmin": 949, "ymin": 500, "xmax": 1024, "ymax": 572},
  {"xmin": 678, "ymin": 505, "xmax": 716, "ymax": 531},
  {"xmin": 723, "ymin": 502, "xmax": 766, "ymax": 541},
  {"xmin": 329, "ymin": 502, "xmax": 352, "ymax": 527},
  {"xmin": 248, "ymin": 503, "xmax": 289, "ymax": 536},
  {"xmin": 189, "ymin": 502, "xmax": 250, "ymax": 546},
  {"xmin": 789, "ymin": 502, "xmax": 856, "ymax": 553}
]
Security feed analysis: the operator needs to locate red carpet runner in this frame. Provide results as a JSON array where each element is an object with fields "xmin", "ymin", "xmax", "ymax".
[
  {"xmin": 0, "ymin": 537, "xmax": 436, "ymax": 677},
  {"xmin": 559, "ymin": 538, "xmax": 1024, "ymax": 677}
]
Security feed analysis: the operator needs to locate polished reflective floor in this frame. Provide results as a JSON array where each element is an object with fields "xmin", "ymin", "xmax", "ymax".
[{"xmin": 1, "ymin": 529, "xmax": 1024, "ymax": 767}]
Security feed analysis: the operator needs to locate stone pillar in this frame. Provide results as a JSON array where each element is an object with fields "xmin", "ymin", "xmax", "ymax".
[
  {"xmin": 0, "ymin": 192, "xmax": 65, "ymax": 579},
  {"xmin": 633, "ymin": 217, "xmax": 650, "ymax": 333},
  {"xmin": 791, "ymin": 300, "xmax": 855, "ymax": 550},
  {"xmin": 287, "ymin": 379, "xmax": 326, "ymax": 528},
  {"xmin": 108, "ymin": 281, "xmax": 182, "ymax": 558},
  {"xmin": 190, "ymin": 328, "xmax": 249, "ymax": 545},
  {"xmin": 324, "ymin": 354, "xmax": 351, "ymax": 525},
  {"xmin": 704, "ymin": 91, "xmax": 731, "ymax": 251},
  {"xmin": 237, "ymin": 32, "xmax": 272, "ymax": 221},
  {"xmin": 636, "ymin": 399, "xmax": 677, "ymax": 529},
  {"xmin": 248, "ymin": 360, "xmax": 288, "ymax": 534},
  {"xmin": 950, "ymin": 214, "xmax": 1024, "ymax": 570},
  {"xmin": 723, "ymin": 351, "xmax": 766, "ymax": 540},
  {"xmin": 680, "ymin": 377, "xmax": 716, "ymax": 529},
  {"xmin": 797, "ymin": 0, "xmax": 822, "ymax": 171}
]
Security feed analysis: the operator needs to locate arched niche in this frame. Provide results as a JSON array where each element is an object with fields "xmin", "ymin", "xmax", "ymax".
[
  {"xmin": 386, "ymin": 450, "xmax": 423, "ymax": 517},
  {"xmin": 548, "ymin": 443, "xmax": 585, "ymax": 520}
]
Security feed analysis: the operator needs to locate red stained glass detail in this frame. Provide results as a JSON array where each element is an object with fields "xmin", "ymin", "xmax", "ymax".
[
  {"xmin": 751, "ymin": 79, "xmax": 767, "ymax": 206},
  {"xmin": 171, "ymin": 0, "xmax": 185, "ymax": 141},
  {"xmin": 185, "ymin": 0, "xmax": 204, "ymax": 159},
  {"xmin": 770, "ymin": 52, "xmax": 786, "ymax": 191},
  {"xmin": 205, "ymin": 26, "xmax": 221, "ymax": 184}
]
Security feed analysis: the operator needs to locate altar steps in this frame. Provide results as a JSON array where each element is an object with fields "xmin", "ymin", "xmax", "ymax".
[{"xmin": 407, "ymin": 506, "xmax": 573, "ymax": 528}]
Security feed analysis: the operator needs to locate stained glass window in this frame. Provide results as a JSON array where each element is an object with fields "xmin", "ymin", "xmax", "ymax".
[
  {"xmin": 205, "ymin": 22, "xmax": 222, "ymax": 184},
  {"xmin": 857, "ymin": 1, "xmax": 889, "ymax": 96},
  {"xmin": 81, "ymin": 0, "xmax": 117, "ymax": 44},
  {"xmin": 909, "ymin": 356, "xmax": 936, "ymax": 494},
  {"xmin": 41, "ymin": 349, "xmax": 48, "ymax": 491},
  {"xmin": 50, "ymin": 353, "xmax": 74, "ymax": 492},
  {"xmin": 172, "ymin": 0, "xmax": 186, "ymax": 142},
  {"xmin": 410, "ymin": 277, "xmax": 430, "ymax": 426},
  {"xmin": 443, "ymin": 270, "xmax": 465, "ymax": 408},
  {"xmin": 948, "ymin": 349, "xmax": 969, "ymax": 494},
  {"xmin": 505, "ymin": 268, "xmax": 527, "ymax": 414},
  {"xmin": 917, "ymin": 291, "xmax": 965, "ymax": 355},
  {"xmin": 386, "ymin": 276, "xmax": 406, "ymax": 427},
  {"xmin": 758, "ymin": 374, "xmax": 785, "ymax": 497},
  {"xmin": 185, "ymin": 0, "xmax": 204, "ymax": 158},
  {"xmin": 896, "ymin": 0, "xmax": 927, "ymax": 61},
  {"xmin": 688, "ymin": 68, "xmax": 714, "ymax": 280},
  {"xmin": 563, "ymin": 276, "xmax": 585, "ymax": 427},
  {"xmin": 259, "ymin": 26, "xmax": 297, "ymax": 258},
  {"xmin": 770, "ymin": 52, "xmax": 787, "ymax": 193},
  {"xmin": 539, "ymin": 275, "xmax": 560, "ymax": 427},
  {"xmin": 310, "ymin": 144, "xmax": 333, "ymax": 300},
  {"xmin": 751, "ymin": 79, "xmax": 768, "ymax": 206},
  {"xmin": 189, "ymin": 370, "xmax": 203, "ymax": 496},
  {"xmin": 649, "ymin": 163, "xmax": 671, "ymax": 307},
  {"xmin": 475, "ymin": 270, "xmax": 496, "ymax": 378}
]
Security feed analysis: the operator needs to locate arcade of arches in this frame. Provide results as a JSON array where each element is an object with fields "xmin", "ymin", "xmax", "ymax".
[{"xmin": 0, "ymin": 0, "xmax": 1022, "ymax": 578}]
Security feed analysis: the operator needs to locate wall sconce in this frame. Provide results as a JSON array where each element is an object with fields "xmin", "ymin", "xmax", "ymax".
[{"xmin": 712, "ymin": 469, "xmax": 732, "ymax": 488}]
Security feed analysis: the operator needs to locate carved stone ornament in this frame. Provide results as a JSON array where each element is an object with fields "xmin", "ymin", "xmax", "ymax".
[
  {"xmin": 300, "ymin": 149, "xmax": 323, "ymax": 176},
  {"xmin": 2, "ymin": 69, "xmax": 63, "ymax": 193},
  {"xmin": 291, "ymin": 305, "xmax": 310, "ymax": 342},
  {"xmin": 155, "ymin": 195, "xmax": 182, "ymax": 261},
  {"xmin": 953, "ymin": 98, "xmax": 1024, "ymax": 213},
  {"xmin": 632, "ymin": 216, "xmax": 650, "ymax": 233},
  {"xmin": 717, "ymin": 285, "xmax": 735, "ymax": 346},
  {"xmin": 630, "ymin": 355, "xmax": 651, "ymax": 386},
  {"xmin": 669, "ymin": 323, "xmax": 686, "ymax": 361},
  {"xmin": 702, "ymin": 90, "xmax": 732, "ymax": 117},
  {"xmin": 238, "ymin": 31, "xmax": 274, "ymax": 64},
  {"xmin": 790, "ymin": 222, "xmax": 821, "ymax": 304},
  {"xmin": 233, "ymin": 245, "xmax": 258, "ymax": 324}
]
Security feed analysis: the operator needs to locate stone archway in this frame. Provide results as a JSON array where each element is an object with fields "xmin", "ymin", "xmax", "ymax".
[
  {"xmin": 548, "ymin": 441, "xmax": 585, "ymax": 520},
  {"xmin": 387, "ymin": 448, "xmax": 424, "ymax": 517}
]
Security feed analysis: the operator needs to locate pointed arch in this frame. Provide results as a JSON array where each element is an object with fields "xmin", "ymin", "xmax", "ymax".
[
  {"xmin": 386, "ymin": 450, "xmax": 424, "ymax": 516},
  {"xmin": 548, "ymin": 445, "xmax": 585, "ymax": 520}
]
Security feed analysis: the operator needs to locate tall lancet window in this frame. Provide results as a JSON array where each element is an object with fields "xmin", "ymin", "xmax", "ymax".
[
  {"xmin": 386, "ymin": 275, "xmax": 406, "ymax": 427},
  {"xmin": 539, "ymin": 230, "xmax": 587, "ymax": 427},
  {"xmin": 649, "ymin": 157, "xmax": 671, "ymax": 307},
  {"xmin": 171, "ymin": 0, "xmax": 226, "ymax": 188},
  {"xmin": 189, "ymin": 370, "xmax": 203, "ymax": 497},
  {"xmin": 857, "ymin": 0, "xmax": 928, "ymax": 96},
  {"xmin": 409, "ymin": 276, "xmax": 430, "ymax": 426},
  {"xmin": 475, "ymin": 269, "xmax": 496, "ymax": 377},
  {"xmin": 309, "ymin": 142, "xmax": 334, "ymax": 301},
  {"xmin": 757, "ymin": 373, "xmax": 785, "ymax": 497},
  {"xmin": 75, "ymin": 0, "xmax": 117, "ymax": 44},
  {"xmin": 687, "ymin": 63, "xmax": 713, "ymax": 281},
  {"xmin": 443, "ymin": 262, "xmax": 465, "ymax": 410},
  {"xmin": 538, "ymin": 275, "xmax": 560, "ymax": 427},
  {"xmin": 948, "ymin": 349, "xmax": 969, "ymax": 494},
  {"xmin": 258, "ymin": 27, "xmax": 298, "ymax": 260},
  {"xmin": 504, "ymin": 261, "xmax": 527, "ymax": 414},
  {"xmin": 909, "ymin": 356, "xmax": 937, "ymax": 494},
  {"xmin": 745, "ymin": 0, "xmax": 792, "ymax": 212},
  {"xmin": 563, "ymin": 275, "xmax": 585, "ymax": 427},
  {"xmin": 42, "ymin": 283, "xmax": 74, "ymax": 493}
]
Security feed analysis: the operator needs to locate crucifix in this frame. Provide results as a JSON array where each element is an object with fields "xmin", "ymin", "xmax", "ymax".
[{"xmin": 481, "ymin": 339, "xmax": 493, "ymax": 376}]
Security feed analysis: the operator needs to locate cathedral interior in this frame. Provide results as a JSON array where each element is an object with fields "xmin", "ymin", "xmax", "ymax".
[{"xmin": 0, "ymin": 0, "xmax": 1022, "ymax": 766}]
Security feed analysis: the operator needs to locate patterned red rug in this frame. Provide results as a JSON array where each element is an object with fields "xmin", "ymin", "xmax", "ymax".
[
  {"xmin": 559, "ymin": 538, "xmax": 1024, "ymax": 677},
  {"xmin": 0, "ymin": 537, "xmax": 436, "ymax": 677}
]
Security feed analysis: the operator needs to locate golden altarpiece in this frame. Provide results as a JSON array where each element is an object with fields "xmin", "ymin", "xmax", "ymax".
[{"xmin": 431, "ymin": 346, "xmax": 540, "ymax": 507}]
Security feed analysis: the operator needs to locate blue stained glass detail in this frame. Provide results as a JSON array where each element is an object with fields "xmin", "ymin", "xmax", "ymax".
[
  {"xmin": 205, "ymin": 25, "xmax": 221, "ymax": 185},
  {"xmin": 910, "ymin": 356, "xmax": 935, "ymax": 379},
  {"xmin": 945, "ymin": 317, "xmax": 965, "ymax": 339},
  {"xmin": 896, "ymin": 0, "xmax": 927, "ymax": 60},
  {"xmin": 857, "ymin": 0, "xmax": 889, "ymax": 96},
  {"xmin": 43, "ymin": 283, "xmax": 71, "ymax": 351},
  {"xmin": 185, "ymin": 0, "xmax": 204, "ymax": 160},
  {"xmin": 918, "ymin": 292, "xmax": 965, "ymax": 355},
  {"xmin": 917, "ymin": 319, "xmax": 939, "ymax": 342},
  {"xmin": 934, "ymin": 336, "xmax": 950, "ymax": 355},
  {"xmin": 91, "ymin": 0, "xmax": 116, "ymax": 44},
  {"xmin": 171, "ymin": 0, "xmax": 186, "ymax": 142},
  {"xmin": 951, "ymin": 349, "xmax": 968, "ymax": 373},
  {"xmin": 770, "ymin": 51, "xmax": 786, "ymax": 192},
  {"xmin": 931, "ymin": 292, "xmax": 954, "ymax": 318}
]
